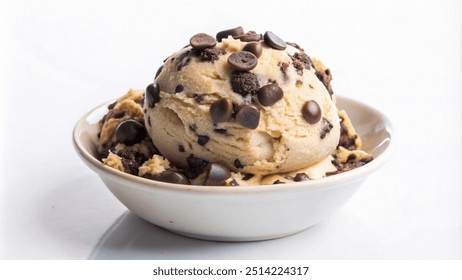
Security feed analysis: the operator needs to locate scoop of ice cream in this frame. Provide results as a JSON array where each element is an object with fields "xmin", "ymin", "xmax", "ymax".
[{"xmin": 144, "ymin": 29, "xmax": 341, "ymax": 175}]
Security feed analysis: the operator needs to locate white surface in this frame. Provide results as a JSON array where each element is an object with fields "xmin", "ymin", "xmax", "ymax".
[{"xmin": 1, "ymin": 0, "xmax": 461, "ymax": 259}]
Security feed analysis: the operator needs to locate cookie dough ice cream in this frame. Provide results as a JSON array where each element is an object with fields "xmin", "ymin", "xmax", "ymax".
[{"xmin": 97, "ymin": 27, "xmax": 372, "ymax": 186}]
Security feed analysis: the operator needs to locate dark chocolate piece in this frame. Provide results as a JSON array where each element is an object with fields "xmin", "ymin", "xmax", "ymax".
[
  {"xmin": 227, "ymin": 51, "xmax": 258, "ymax": 71},
  {"xmin": 145, "ymin": 83, "xmax": 160, "ymax": 108},
  {"xmin": 156, "ymin": 170, "xmax": 189, "ymax": 185},
  {"xmin": 231, "ymin": 71, "xmax": 260, "ymax": 96},
  {"xmin": 263, "ymin": 31, "xmax": 287, "ymax": 50},
  {"xmin": 204, "ymin": 163, "xmax": 231, "ymax": 186},
  {"xmin": 257, "ymin": 84, "xmax": 284, "ymax": 106},
  {"xmin": 115, "ymin": 120, "xmax": 147, "ymax": 146},
  {"xmin": 242, "ymin": 42, "xmax": 263, "ymax": 58},
  {"xmin": 216, "ymin": 26, "xmax": 244, "ymax": 42},
  {"xmin": 235, "ymin": 105, "xmax": 260, "ymax": 129},
  {"xmin": 302, "ymin": 100, "xmax": 322, "ymax": 124},
  {"xmin": 210, "ymin": 98, "xmax": 233, "ymax": 123},
  {"xmin": 190, "ymin": 33, "xmax": 216, "ymax": 50},
  {"xmin": 197, "ymin": 135, "xmax": 210, "ymax": 146}
]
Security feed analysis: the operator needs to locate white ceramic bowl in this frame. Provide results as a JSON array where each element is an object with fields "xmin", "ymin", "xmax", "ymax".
[{"xmin": 73, "ymin": 96, "xmax": 393, "ymax": 241}]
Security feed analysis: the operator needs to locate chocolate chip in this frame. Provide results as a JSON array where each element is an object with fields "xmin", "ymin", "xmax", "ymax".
[
  {"xmin": 320, "ymin": 117, "xmax": 333, "ymax": 139},
  {"xmin": 197, "ymin": 135, "xmax": 209, "ymax": 146},
  {"xmin": 155, "ymin": 65, "xmax": 163, "ymax": 79},
  {"xmin": 176, "ymin": 50, "xmax": 191, "ymax": 71},
  {"xmin": 118, "ymin": 149, "xmax": 149, "ymax": 175},
  {"xmin": 234, "ymin": 159, "xmax": 244, "ymax": 169},
  {"xmin": 204, "ymin": 163, "xmax": 231, "ymax": 186},
  {"xmin": 216, "ymin": 26, "xmax": 244, "ymax": 42},
  {"xmin": 210, "ymin": 98, "xmax": 233, "ymax": 123},
  {"xmin": 185, "ymin": 155, "xmax": 209, "ymax": 179},
  {"xmin": 264, "ymin": 31, "xmax": 287, "ymax": 50},
  {"xmin": 294, "ymin": 173, "xmax": 310, "ymax": 182},
  {"xmin": 302, "ymin": 100, "xmax": 322, "ymax": 124},
  {"xmin": 156, "ymin": 170, "xmax": 189, "ymax": 185},
  {"xmin": 201, "ymin": 47, "xmax": 226, "ymax": 62},
  {"xmin": 187, "ymin": 155, "xmax": 209, "ymax": 170},
  {"xmin": 178, "ymin": 144, "xmax": 185, "ymax": 152},
  {"xmin": 115, "ymin": 120, "xmax": 147, "ymax": 146},
  {"xmin": 147, "ymin": 115, "xmax": 151, "ymax": 127},
  {"xmin": 175, "ymin": 84, "xmax": 184, "ymax": 93},
  {"xmin": 228, "ymin": 51, "xmax": 258, "ymax": 71},
  {"xmin": 190, "ymin": 33, "xmax": 216, "ymax": 51},
  {"xmin": 257, "ymin": 84, "xmax": 284, "ymax": 106},
  {"xmin": 145, "ymin": 83, "xmax": 160, "ymax": 108},
  {"xmin": 231, "ymin": 71, "xmax": 260, "ymax": 96},
  {"xmin": 194, "ymin": 94, "xmax": 205, "ymax": 104},
  {"xmin": 242, "ymin": 42, "xmax": 263, "ymax": 58},
  {"xmin": 234, "ymin": 31, "xmax": 262, "ymax": 42},
  {"xmin": 235, "ymin": 105, "xmax": 260, "ymax": 129},
  {"xmin": 273, "ymin": 180, "xmax": 285, "ymax": 184},
  {"xmin": 213, "ymin": 128, "xmax": 228, "ymax": 135}
]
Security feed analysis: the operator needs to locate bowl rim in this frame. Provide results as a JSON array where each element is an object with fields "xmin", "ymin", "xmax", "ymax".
[{"xmin": 73, "ymin": 95, "xmax": 393, "ymax": 194}]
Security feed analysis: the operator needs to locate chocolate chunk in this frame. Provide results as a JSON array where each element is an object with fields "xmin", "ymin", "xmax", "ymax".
[
  {"xmin": 213, "ymin": 128, "xmax": 228, "ymax": 135},
  {"xmin": 292, "ymin": 52, "xmax": 313, "ymax": 71},
  {"xmin": 235, "ymin": 105, "xmax": 260, "ymax": 129},
  {"xmin": 204, "ymin": 163, "xmax": 231, "ymax": 186},
  {"xmin": 145, "ymin": 83, "xmax": 160, "ymax": 108},
  {"xmin": 279, "ymin": 62, "xmax": 290, "ymax": 81},
  {"xmin": 231, "ymin": 71, "xmax": 260, "ymax": 96},
  {"xmin": 320, "ymin": 117, "xmax": 333, "ymax": 139},
  {"xmin": 338, "ymin": 117, "xmax": 358, "ymax": 150},
  {"xmin": 257, "ymin": 84, "xmax": 284, "ymax": 106},
  {"xmin": 234, "ymin": 159, "xmax": 244, "ymax": 169},
  {"xmin": 242, "ymin": 173, "xmax": 254, "ymax": 180},
  {"xmin": 197, "ymin": 135, "xmax": 209, "ymax": 146},
  {"xmin": 185, "ymin": 155, "xmax": 209, "ymax": 179},
  {"xmin": 263, "ymin": 31, "xmax": 287, "ymax": 50},
  {"xmin": 242, "ymin": 42, "xmax": 263, "ymax": 58},
  {"xmin": 176, "ymin": 50, "xmax": 191, "ymax": 71},
  {"xmin": 155, "ymin": 65, "xmax": 163, "ymax": 79},
  {"xmin": 115, "ymin": 120, "xmax": 147, "ymax": 145},
  {"xmin": 156, "ymin": 170, "xmax": 189, "ymax": 185},
  {"xmin": 302, "ymin": 100, "xmax": 322, "ymax": 124},
  {"xmin": 118, "ymin": 149, "xmax": 149, "ymax": 175},
  {"xmin": 187, "ymin": 155, "xmax": 208, "ymax": 169},
  {"xmin": 210, "ymin": 98, "xmax": 233, "ymax": 123},
  {"xmin": 201, "ymin": 47, "xmax": 226, "ymax": 62},
  {"xmin": 178, "ymin": 144, "xmax": 185, "ymax": 152},
  {"xmin": 190, "ymin": 33, "xmax": 216, "ymax": 51},
  {"xmin": 189, "ymin": 123, "xmax": 197, "ymax": 132},
  {"xmin": 294, "ymin": 173, "xmax": 310, "ymax": 182},
  {"xmin": 216, "ymin": 26, "xmax": 244, "ymax": 42},
  {"xmin": 175, "ymin": 84, "xmax": 184, "ymax": 93},
  {"xmin": 234, "ymin": 31, "xmax": 262, "ymax": 42},
  {"xmin": 227, "ymin": 51, "xmax": 258, "ymax": 71}
]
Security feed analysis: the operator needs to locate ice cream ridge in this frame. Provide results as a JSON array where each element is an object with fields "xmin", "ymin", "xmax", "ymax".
[{"xmin": 97, "ymin": 27, "xmax": 373, "ymax": 186}]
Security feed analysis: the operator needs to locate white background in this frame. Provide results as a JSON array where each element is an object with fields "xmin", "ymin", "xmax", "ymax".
[{"xmin": 1, "ymin": 0, "xmax": 461, "ymax": 259}]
